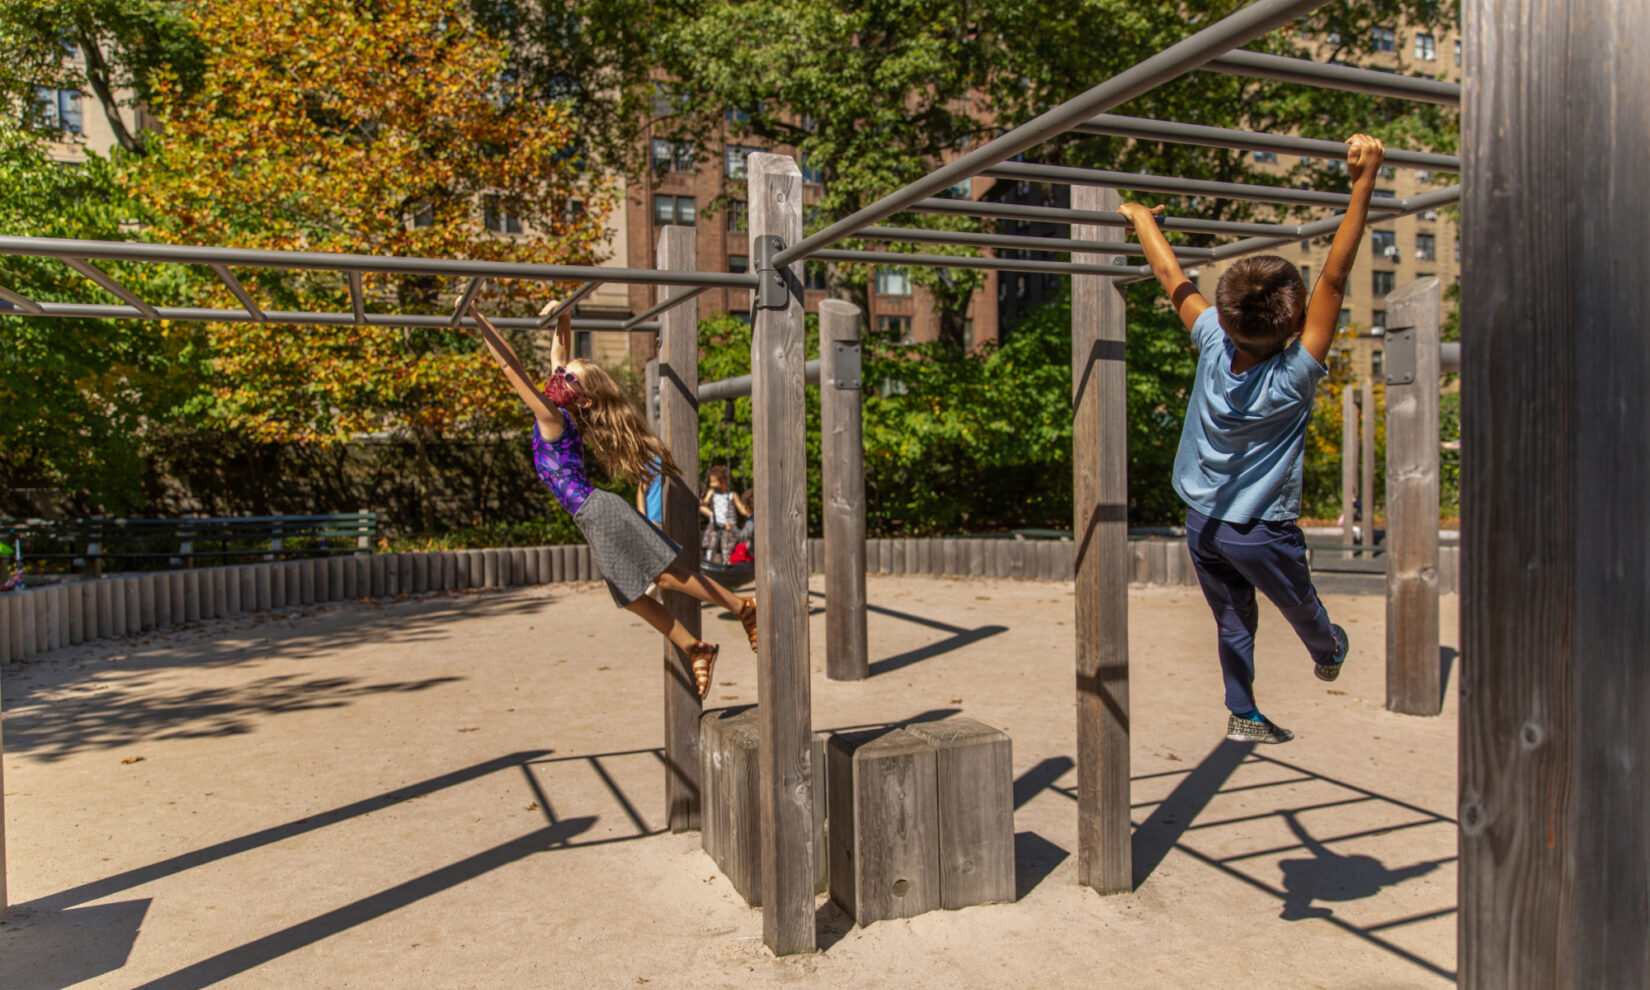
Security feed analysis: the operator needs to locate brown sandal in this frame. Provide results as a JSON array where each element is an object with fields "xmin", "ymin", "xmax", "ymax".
[
  {"xmin": 686, "ymin": 641, "xmax": 720, "ymax": 700},
  {"xmin": 738, "ymin": 598, "xmax": 758, "ymax": 653}
]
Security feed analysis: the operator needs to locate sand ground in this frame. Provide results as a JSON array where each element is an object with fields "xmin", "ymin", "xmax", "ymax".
[{"xmin": 0, "ymin": 575, "xmax": 1459, "ymax": 989}]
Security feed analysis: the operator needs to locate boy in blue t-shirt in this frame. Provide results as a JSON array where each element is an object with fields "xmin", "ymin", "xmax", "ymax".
[{"xmin": 1120, "ymin": 133, "xmax": 1386, "ymax": 744}]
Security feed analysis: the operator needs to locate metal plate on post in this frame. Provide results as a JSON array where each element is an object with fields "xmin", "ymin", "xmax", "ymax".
[
  {"xmin": 1383, "ymin": 324, "xmax": 1416, "ymax": 386},
  {"xmin": 753, "ymin": 235, "xmax": 789, "ymax": 310},
  {"xmin": 832, "ymin": 340, "xmax": 862, "ymax": 389}
]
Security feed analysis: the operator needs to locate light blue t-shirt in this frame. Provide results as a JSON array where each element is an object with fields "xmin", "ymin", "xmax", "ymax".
[{"xmin": 1172, "ymin": 307, "xmax": 1327, "ymax": 523}]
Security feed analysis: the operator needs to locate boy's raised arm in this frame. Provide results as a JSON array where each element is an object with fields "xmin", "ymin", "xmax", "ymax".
[
  {"xmin": 1300, "ymin": 134, "xmax": 1386, "ymax": 364},
  {"xmin": 1120, "ymin": 202, "xmax": 1210, "ymax": 331}
]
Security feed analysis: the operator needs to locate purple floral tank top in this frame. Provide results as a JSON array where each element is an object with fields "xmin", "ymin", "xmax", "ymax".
[{"xmin": 531, "ymin": 413, "xmax": 594, "ymax": 515}]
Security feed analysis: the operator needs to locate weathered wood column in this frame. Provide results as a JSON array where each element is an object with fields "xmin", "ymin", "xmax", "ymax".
[
  {"xmin": 747, "ymin": 152, "xmax": 816, "ymax": 955},
  {"xmin": 1381, "ymin": 276, "xmax": 1441, "ymax": 715},
  {"xmin": 1360, "ymin": 369, "xmax": 1376, "ymax": 550},
  {"xmin": 820, "ymin": 298, "xmax": 868, "ymax": 681},
  {"xmin": 1460, "ymin": 0, "xmax": 1650, "ymax": 985},
  {"xmin": 644, "ymin": 356, "xmax": 661, "ymax": 432},
  {"xmin": 1341, "ymin": 384, "xmax": 1357, "ymax": 555},
  {"xmin": 1070, "ymin": 184, "xmax": 1131, "ymax": 895},
  {"xmin": 1, "ymin": 662, "xmax": 8, "ymax": 914},
  {"xmin": 657, "ymin": 224, "xmax": 703, "ymax": 832}
]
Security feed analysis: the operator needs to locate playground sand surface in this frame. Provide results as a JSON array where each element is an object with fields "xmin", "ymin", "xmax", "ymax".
[{"xmin": 0, "ymin": 576, "xmax": 1459, "ymax": 990}]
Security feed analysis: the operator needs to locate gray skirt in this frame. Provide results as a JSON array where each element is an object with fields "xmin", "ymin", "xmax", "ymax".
[{"xmin": 572, "ymin": 488, "xmax": 682, "ymax": 607}]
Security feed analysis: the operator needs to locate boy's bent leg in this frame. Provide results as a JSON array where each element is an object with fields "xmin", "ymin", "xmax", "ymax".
[
  {"xmin": 1186, "ymin": 537, "xmax": 1263, "ymax": 715},
  {"xmin": 1222, "ymin": 525, "xmax": 1338, "ymax": 664}
]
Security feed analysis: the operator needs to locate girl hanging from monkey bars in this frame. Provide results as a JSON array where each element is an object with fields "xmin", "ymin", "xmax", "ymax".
[{"xmin": 463, "ymin": 296, "xmax": 758, "ymax": 698}]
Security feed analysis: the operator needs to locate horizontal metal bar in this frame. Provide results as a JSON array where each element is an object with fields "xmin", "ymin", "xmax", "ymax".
[
  {"xmin": 623, "ymin": 284, "xmax": 709, "ymax": 331},
  {"xmin": 61, "ymin": 256, "xmax": 161, "ymax": 318},
  {"xmin": 813, "ymin": 248, "xmax": 1148, "ymax": 279},
  {"xmin": 0, "ymin": 235, "xmax": 761, "ymax": 290},
  {"xmin": 1209, "ymin": 184, "xmax": 1462, "ymax": 259},
  {"xmin": 1075, "ymin": 114, "xmax": 1460, "ymax": 172},
  {"xmin": 772, "ymin": 0, "xmax": 1332, "ymax": 267},
  {"xmin": 1206, "ymin": 50, "xmax": 1461, "ymax": 106},
  {"xmin": 910, "ymin": 197, "xmax": 1303, "ymax": 237},
  {"xmin": 209, "ymin": 263, "xmax": 265, "ymax": 321},
  {"xmin": 857, "ymin": 225, "xmax": 1216, "ymax": 259},
  {"xmin": 1440, "ymin": 341, "xmax": 1460, "ymax": 375},
  {"xmin": 450, "ymin": 276, "xmax": 488, "ymax": 327},
  {"xmin": 11, "ymin": 300, "xmax": 656, "ymax": 331},
  {"xmin": 539, "ymin": 280, "xmax": 600, "ymax": 327},
  {"xmin": 699, "ymin": 359, "xmax": 821, "ymax": 403},
  {"xmin": 981, "ymin": 161, "xmax": 1409, "ymax": 211},
  {"xmin": 0, "ymin": 284, "xmax": 44, "ymax": 315}
]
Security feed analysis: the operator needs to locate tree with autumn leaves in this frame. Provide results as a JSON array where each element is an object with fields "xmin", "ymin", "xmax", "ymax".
[{"xmin": 135, "ymin": 0, "xmax": 614, "ymax": 445}]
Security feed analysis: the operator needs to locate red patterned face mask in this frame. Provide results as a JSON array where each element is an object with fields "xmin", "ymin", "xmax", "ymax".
[{"xmin": 545, "ymin": 367, "xmax": 592, "ymax": 410}]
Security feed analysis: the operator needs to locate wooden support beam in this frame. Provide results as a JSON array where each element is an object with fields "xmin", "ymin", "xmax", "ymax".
[
  {"xmin": 657, "ymin": 224, "xmax": 703, "ymax": 833},
  {"xmin": 1360, "ymin": 372, "xmax": 1376, "ymax": 550},
  {"xmin": 1382, "ymin": 277, "xmax": 1442, "ymax": 715},
  {"xmin": 1341, "ymin": 384, "xmax": 1357, "ymax": 556},
  {"xmin": 820, "ymin": 298, "xmax": 868, "ymax": 681},
  {"xmin": 1460, "ymin": 1, "xmax": 1650, "ymax": 986},
  {"xmin": 1070, "ymin": 184, "xmax": 1132, "ymax": 895},
  {"xmin": 747, "ymin": 151, "xmax": 816, "ymax": 955}
]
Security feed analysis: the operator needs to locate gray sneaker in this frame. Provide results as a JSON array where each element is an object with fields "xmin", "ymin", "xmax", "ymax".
[
  {"xmin": 1315, "ymin": 624, "xmax": 1350, "ymax": 682},
  {"xmin": 1226, "ymin": 713, "xmax": 1294, "ymax": 744}
]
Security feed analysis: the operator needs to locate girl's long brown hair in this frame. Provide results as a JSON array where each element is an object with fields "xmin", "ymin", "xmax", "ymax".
[{"xmin": 563, "ymin": 359, "xmax": 681, "ymax": 486}]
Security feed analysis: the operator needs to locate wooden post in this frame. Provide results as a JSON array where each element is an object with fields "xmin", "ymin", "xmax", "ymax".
[
  {"xmin": 1460, "ymin": 1, "xmax": 1650, "ymax": 985},
  {"xmin": 1342, "ymin": 384, "xmax": 1358, "ymax": 556},
  {"xmin": 904, "ymin": 717, "xmax": 1015, "ymax": 909},
  {"xmin": 1360, "ymin": 371, "xmax": 1376, "ymax": 551},
  {"xmin": 644, "ymin": 357, "xmax": 661, "ymax": 432},
  {"xmin": 1383, "ymin": 277, "xmax": 1442, "ymax": 716},
  {"xmin": 657, "ymin": 222, "xmax": 703, "ymax": 833},
  {"xmin": 826, "ymin": 728, "xmax": 940, "ymax": 925},
  {"xmin": 1070, "ymin": 184, "xmax": 1132, "ymax": 895},
  {"xmin": 820, "ymin": 298, "xmax": 868, "ymax": 681},
  {"xmin": 747, "ymin": 151, "xmax": 816, "ymax": 955}
]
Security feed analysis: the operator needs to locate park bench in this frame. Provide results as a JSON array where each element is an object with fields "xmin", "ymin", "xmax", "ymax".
[{"xmin": 4, "ymin": 512, "xmax": 376, "ymax": 575}]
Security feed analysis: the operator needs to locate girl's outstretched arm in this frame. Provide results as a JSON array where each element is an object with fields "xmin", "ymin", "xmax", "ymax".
[
  {"xmin": 465, "ymin": 302, "xmax": 562, "ymax": 439},
  {"xmin": 545, "ymin": 300, "xmax": 573, "ymax": 369}
]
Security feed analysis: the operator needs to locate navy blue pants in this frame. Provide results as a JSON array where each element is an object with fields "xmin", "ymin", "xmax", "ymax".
[{"xmin": 1184, "ymin": 508, "xmax": 1338, "ymax": 714}]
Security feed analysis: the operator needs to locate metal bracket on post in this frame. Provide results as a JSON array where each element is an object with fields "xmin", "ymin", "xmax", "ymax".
[
  {"xmin": 753, "ymin": 235, "xmax": 789, "ymax": 311},
  {"xmin": 831, "ymin": 340, "xmax": 862, "ymax": 389},
  {"xmin": 1384, "ymin": 323, "xmax": 1416, "ymax": 385}
]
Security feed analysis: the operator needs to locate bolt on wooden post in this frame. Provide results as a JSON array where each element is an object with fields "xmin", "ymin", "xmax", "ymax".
[
  {"xmin": 657, "ymin": 223, "xmax": 703, "ymax": 833},
  {"xmin": 746, "ymin": 152, "xmax": 816, "ymax": 955},
  {"xmin": 1070, "ymin": 184, "xmax": 1132, "ymax": 895},
  {"xmin": 820, "ymin": 298, "xmax": 868, "ymax": 681}
]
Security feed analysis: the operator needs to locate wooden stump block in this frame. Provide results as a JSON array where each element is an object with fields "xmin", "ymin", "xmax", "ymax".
[
  {"xmin": 299, "ymin": 558, "xmax": 316, "ymax": 606},
  {"xmin": 536, "ymin": 547, "xmax": 553, "ymax": 585},
  {"xmin": 700, "ymin": 707, "xmax": 827, "ymax": 906},
  {"xmin": 369, "ymin": 555, "xmax": 386, "ymax": 597},
  {"xmin": 327, "ymin": 557, "xmax": 344, "ymax": 601},
  {"xmin": 523, "ymin": 547, "xmax": 539, "ymax": 586},
  {"xmin": 283, "ymin": 562, "xmax": 301, "ymax": 608},
  {"xmin": 904, "ymin": 717, "xmax": 1015, "ymax": 909},
  {"xmin": 827, "ymin": 727, "xmax": 940, "ymax": 925},
  {"xmin": 412, "ymin": 552, "xmax": 429, "ymax": 594},
  {"xmin": 394, "ymin": 554, "xmax": 412, "ymax": 595},
  {"xmin": 127, "ymin": 577, "xmax": 146, "ymax": 632},
  {"xmin": 483, "ymin": 549, "xmax": 500, "ymax": 589},
  {"xmin": 137, "ymin": 575, "xmax": 155, "ymax": 631}
]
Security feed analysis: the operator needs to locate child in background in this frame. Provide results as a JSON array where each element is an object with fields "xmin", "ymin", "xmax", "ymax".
[
  {"xmin": 699, "ymin": 465, "xmax": 748, "ymax": 565},
  {"xmin": 465, "ymin": 298, "xmax": 759, "ymax": 698},
  {"xmin": 636, "ymin": 455, "xmax": 664, "ymax": 527},
  {"xmin": 1120, "ymin": 133, "xmax": 1385, "ymax": 744}
]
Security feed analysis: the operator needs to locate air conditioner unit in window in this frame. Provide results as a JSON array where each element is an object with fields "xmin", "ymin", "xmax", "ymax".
[
  {"xmin": 1383, "ymin": 245, "xmax": 1400, "ymax": 260},
  {"xmin": 1421, "ymin": 209, "xmax": 1438, "ymax": 220},
  {"xmin": 1416, "ymin": 249, "xmax": 1429, "ymax": 260},
  {"xmin": 1416, "ymin": 170, "xmax": 1433, "ymax": 182}
]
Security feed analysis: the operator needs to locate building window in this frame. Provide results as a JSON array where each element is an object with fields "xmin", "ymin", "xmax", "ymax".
[
  {"xmin": 962, "ymin": 319, "xmax": 974, "ymax": 350},
  {"xmin": 1454, "ymin": 39, "xmax": 1462, "ymax": 63},
  {"xmin": 652, "ymin": 138, "xmax": 693, "ymax": 172},
  {"xmin": 875, "ymin": 267, "xmax": 911, "ymax": 296},
  {"xmin": 725, "ymin": 103, "xmax": 762, "ymax": 123},
  {"xmin": 1454, "ymin": 240, "xmax": 1461, "ymax": 262},
  {"xmin": 804, "ymin": 261, "xmax": 828, "ymax": 291},
  {"xmin": 652, "ymin": 83, "xmax": 676, "ymax": 117},
  {"xmin": 411, "ymin": 204, "xmax": 434, "ymax": 228},
  {"xmin": 1371, "ymin": 309, "xmax": 1386, "ymax": 332},
  {"xmin": 483, "ymin": 196, "xmax": 521, "ymax": 234},
  {"xmin": 1414, "ymin": 33, "xmax": 1437, "ymax": 61},
  {"xmin": 1338, "ymin": 308, "xmax": 1352, "ymax": 328},
  {"xmin": 725, "ymin": 145, "xmax": 762, "ymax": 179},
  {"xmin": 1372, "ymin": 229, "xmax": 1398, "ymax": 259},
  {"xmin": 1416, "ymin": 233, "xmax": 1436, "ymax": 261},
  {"xmin": 725, "ymin": 200, "xmax": 747, "ymax": 232},
  {"xmin": 800, "ymin": 153, "xmax": 823, "ymax": 185},
  {"xmin": 1380, "ymin": 165, "xmax": 1397, "ymax": 179},
  {"xmin": 1299, "ymin": 264, "xmax": 1311, "ymax": 287},
  {"xmin": 1373, "ymin": 271, "xmax": 1396, "ymax": 297},
  {"xmin": 1372, "ymin": 27, "xmax": 1396, "ymax": 52},
  {"xmin": 943, "ymin": 177, "xmax": 971, "ymax": 198},
  {"xmin": 1373, "ymin": 188, "xmax": 1397, "ymax": 199},
  {"xmin": 1015, "ymin": 275, "xmax": 1028, "ymax": 298},
  {"xmin": 1043, "ymin": 273, "xmax": 1060, "ymax": 290},
  {"xmin": 653, "ymin": 195, "xmax": 695, "ymax": 226},
  {"xmin": 878, "ymin": 315, "xmax": 913, "ymax": 344},
  {"xmin": 1416, "ymin": 169, "xmax": 1434, "ymax": 183},
  {"xmin": 35, "ymin": 87, "xmax": 82, "ymax": 133},
  {"xmin": 1300, "ymin": 239, "xmax": 1311, "ymax": 253},
  {"xmin": 1254, "ymin": 150, "xmax": 1279, "ymax": 163},
  {"xmin": 728, "ymin": 255, "xmax": 748, "ymax": 274}
]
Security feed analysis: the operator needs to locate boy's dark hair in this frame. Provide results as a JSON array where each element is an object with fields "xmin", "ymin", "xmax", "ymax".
[{"xmin": 1214, "ymin": 256, "xmax": 1307, "ymax": 360}]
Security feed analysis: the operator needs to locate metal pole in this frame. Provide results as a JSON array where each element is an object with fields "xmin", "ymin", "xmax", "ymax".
[
  {"xmin": 1074, "ymin": 114, "xmax": 1460, "ymax": 172},
  {"xmin": 449, "ymin": 277, "xmax": 488, "ymax": 327},
  {"xmin": 1211, "ymin": 185, "xmax": 1463, "ymax": 259},
  {"xmin": 209, "ymin": 263, "xmax": 266, "ymax": 321},
  {"xmin": 772, "ymin": 0, "xmax": 1334, "ymax": 267},
  {"xmin": 61, "ymin": 257, "xmax": 160, "ymax": 318},
  {"xmin": 1205, "ymin": 49, "xmax": 1461, "ymax": 105},
  {"xmin": 624, "ymin": 285, "xmax": 711, "ymax": 331},
  {"xmin": 538, "ymin": 280, "xmax": 601, "ymax": 327},
  {"xmin": 698, "ymin": 360, "xmax": 821, "ymax": 404},
  {"xmin": 909, "ymin": 197, "xmax": 1311, "ymax": 237},
  {"xmin": 4, "ymin": 300, "xmax": 657, "ymax": 331},
  {"xmin": 981, "ymin": 160, "xmax": 1405, "ymax": 211},
  {"xmin": 811, "ymin": 248, "xmax": 1146, "ymax": 278},
  {"xmin": 856, "ymin": 225, "xmax": 1216, "ymax": 259}
]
